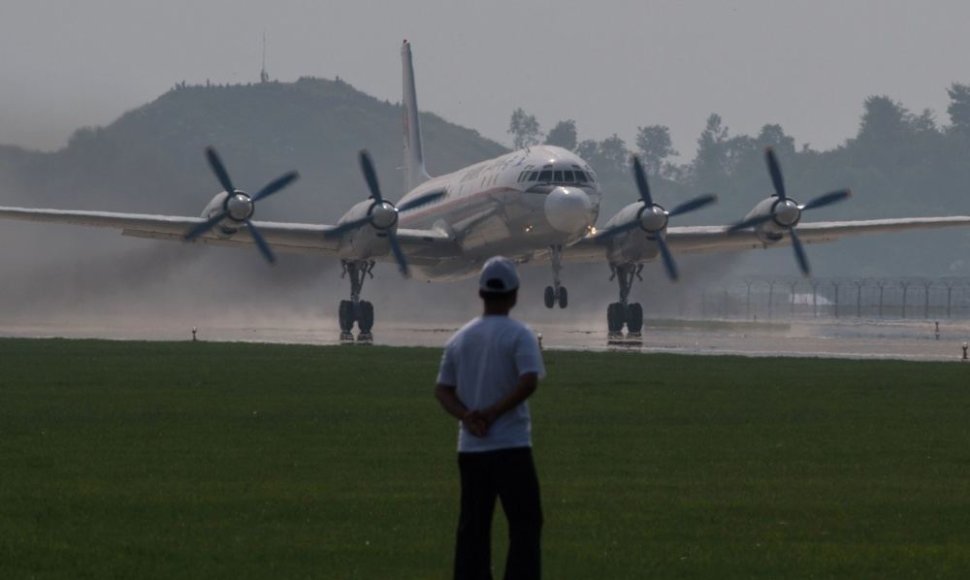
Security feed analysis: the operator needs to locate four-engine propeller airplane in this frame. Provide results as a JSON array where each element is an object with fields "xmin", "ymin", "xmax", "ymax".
[{"xmin": 3, "ymin": 40, "xmax": 970, "ymax": 342}]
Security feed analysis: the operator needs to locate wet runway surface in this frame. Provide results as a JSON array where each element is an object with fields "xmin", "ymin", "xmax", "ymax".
[{"xmin": 3, "ymin": 317, "xmax": 969, "ymax": 362}]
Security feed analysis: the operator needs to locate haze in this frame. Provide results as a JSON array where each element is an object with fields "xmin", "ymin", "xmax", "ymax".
[{"xmin": 3, "ymin": 0, "xmax": 970, "ymax": 156}]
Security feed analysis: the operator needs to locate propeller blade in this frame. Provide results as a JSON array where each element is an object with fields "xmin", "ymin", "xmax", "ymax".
[
  {"xmin": 631, "ymin": 156, "xmax": 654, "ymax": 206},
  {"xmin": 726, "ymin": 214, "xmax": 773, "ymax": 233},
  {"xmin": 184, "ymin": 211, "xmax": 228, "ymax": 241},
  {"xmin": 656, "ymin": 234, "xmax": 679, "ymax": 282},
  {"xmin": 789, "ymin": 227, "xmax": 810, "ymax": 276},
  {"xmin": 398, "ymin": 189, "xmax": 446, "ymax": 212},
  {"xmin": 359, "ymin": 150, "xmax": 384, "ymax": 203},
  {"xmin": 245, "ymin": 220, "xmax": 276, "ymax": 264},
  {"xmin": 387, "ymin": 230, "xmax": 410, "ymax": 278},
  {"xmin": 206, "ymin": 147, "xmax": 236, "ymax": 194},
  {"xmin": 801, "ymin": 189, "xmax": 851, "ymax": 212},
  {"xmin": 765, "ymin": 147, "xmax": 786, "ymax": 200},
  {"xmin": 667, "ymin": 194, "xmax": 718, "ymax": 218},
  {"xmin": 252, "ymin": 171, "xmax": 300, "ymax": 203},
  {"xmin": 323, "ymin": 216, "xmax": 373, "ymax": 239}
]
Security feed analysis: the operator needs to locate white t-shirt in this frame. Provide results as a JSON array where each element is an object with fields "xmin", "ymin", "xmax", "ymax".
[{"xmin": 437, "ymin": 315, "xmax": 546, "ymax": 453}]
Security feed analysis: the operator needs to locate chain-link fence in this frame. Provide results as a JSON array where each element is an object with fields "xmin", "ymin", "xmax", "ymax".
[{"xmin": 698, "ymin": 277, "xmax": 970, "ymax": 320}]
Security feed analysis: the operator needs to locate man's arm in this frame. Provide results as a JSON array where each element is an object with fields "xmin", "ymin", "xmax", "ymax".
[
  {"xmin": 481, "ymin": 372, "xmax": 538, "ymax": 427},
  {"xmin": 435, "ymin": 384, "xmax": 487, "ymax": 437},
  {"xmin": 435, "ymin": 384, "xmax": 469, "ymax": 420}
]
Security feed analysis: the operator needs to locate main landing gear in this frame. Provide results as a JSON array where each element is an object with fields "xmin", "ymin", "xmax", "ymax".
[
  {"xmin": 544, "ymin": 245, "xmax": 568, "ymax": 308},
  {"xmin": 607, "ymin": 263, "xmax": 644, "ymax": 345},
  {"xmin": 338, "ymin": 260, "xmax": 376, "ymax": 344}
]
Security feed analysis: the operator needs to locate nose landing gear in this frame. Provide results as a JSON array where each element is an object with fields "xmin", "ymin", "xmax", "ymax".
[{"xmin": 544, "ymin": 245, "xmax": 568, "ymax": 308}]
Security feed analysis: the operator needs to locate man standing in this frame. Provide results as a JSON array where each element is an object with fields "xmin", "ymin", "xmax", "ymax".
[{"xmin": 435, "ymin": 256, "xmax": 546, "ymax": 580}]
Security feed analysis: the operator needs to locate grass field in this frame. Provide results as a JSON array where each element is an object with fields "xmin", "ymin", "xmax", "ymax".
[{"xmin": 1, "ymin": 338, "xmax": 969, "ymax": 578}]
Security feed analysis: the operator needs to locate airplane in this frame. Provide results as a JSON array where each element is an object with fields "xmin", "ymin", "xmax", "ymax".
[{"xmin": 3, "ymin": 39, "xmax": 970, "ymax": 343}]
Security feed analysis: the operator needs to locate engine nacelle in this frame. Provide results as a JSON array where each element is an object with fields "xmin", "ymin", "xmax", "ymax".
[
  {"xmin": 199, "ymin": 191, "xmax": 256, "ymax": 237},
  {"xmin": 600, "ymin": 201, "xmax": 662, "ymax": 263},
  {"xmin": 335, "ymin": 198, "xmax": 397, "ymax": 259},
  {"xmin": 743, "ymin": 196, "xmax": 802, "ymax": 243}
]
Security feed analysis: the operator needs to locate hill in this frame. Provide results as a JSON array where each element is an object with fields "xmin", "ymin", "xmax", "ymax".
[{"xmin": 0, "ymin": 78, "xmax": 507, "ymax": 222}]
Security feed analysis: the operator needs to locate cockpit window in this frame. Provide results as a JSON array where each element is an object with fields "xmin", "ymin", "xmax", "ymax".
[
  {"xmin": 563, "ymin": 170, "xmax": 575, "ymax": 182},
  {"xmin": 529, "ymin": 171, "xmax": 539, "ymax": 181},
  {"xmin": 575, "ymin": 171, "xmax": 588, "ymax": 183},
  {"xmin": 537, "ymin": 170, "xmax": 552, "ymax": 182},
  {"xmin": 553, "ymin": 170, "xmax": 562, "ymax": 182}
]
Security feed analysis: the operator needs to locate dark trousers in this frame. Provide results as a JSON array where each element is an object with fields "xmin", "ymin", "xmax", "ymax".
[{"xmin": 454, "ymin": 447, "xmax": 542, "ymax": 580}]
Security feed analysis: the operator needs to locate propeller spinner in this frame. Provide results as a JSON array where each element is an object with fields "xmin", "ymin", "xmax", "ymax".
[
  {"xmin": 727, "ymin": 147, "xmax": 851, "ymax": 276},
  {"xmin": 184, "ymin": 147, "xmax": 299, "ymax": 264},
  {"xmin": 595, "ymin": 156, "xmax": 717, "ymax": 281}
]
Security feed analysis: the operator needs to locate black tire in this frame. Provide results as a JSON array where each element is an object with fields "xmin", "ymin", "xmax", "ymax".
[
  {"xmin": 607, "ymin": 302, "xmax": 625, "ymax": 333},
  {"xmin": 357, "ymin": 301, "xmax": 375, "ymax": 333},
  {"xmin": 557, "ymin": 286, "xmax": 568, "ymax": 309},
  {"xmin": 544, "ymin": 286, "xmax": 555, "ymax": 309},
  {"xmin": 627, "ymin": 303, "xmax": 644, "ymax": 334},
  {"xmin": 338, "ymin": 300, "xmax": 355, "ymax": 332}
]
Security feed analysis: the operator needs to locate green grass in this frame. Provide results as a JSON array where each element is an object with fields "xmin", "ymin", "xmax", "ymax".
[{"xmin": 1, "ymin": 339, "xmax": 969, "ymax": 579}]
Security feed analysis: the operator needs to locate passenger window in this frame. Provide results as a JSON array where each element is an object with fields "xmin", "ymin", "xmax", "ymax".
[
  {"xmin": 538, "ymin": 170, "xmax": 552, "ymax": 182},
  {"xmin": 563, "ymin": 170, "xmax": 574, "ymax": 182},
  {"xmin": 575, "ymin": 171, "xmax": 588, "ymax": 183},
  {"xmin": 553, "ymin": 171, "xmax": 563, "ymax": 182}
]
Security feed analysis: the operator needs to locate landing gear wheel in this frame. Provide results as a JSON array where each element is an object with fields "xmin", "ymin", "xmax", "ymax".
[
  {"xmin": 607, "ymin": 302, "xmax": 625, "ymax": 334},
  {"xmin": 626, "ymin": 303, "xmax": 644, "ymax": 335},
  {"xmin": 356, "ymin": 301, "xmax": 375, "ymax": 334},
  {"xmin": 557, "ymin": 286, "xmax": 568, "ymax": 309},
  {"xmin": 356, "ymin": 332, "xmax": 373, "ymax": 344},
  {"xmin": 338, "ymin": 300, "xmax": 355, "ymax": 333},
  {"xmin": 544, "ymin": 286, "xmax": 555, "ymax": 309}
]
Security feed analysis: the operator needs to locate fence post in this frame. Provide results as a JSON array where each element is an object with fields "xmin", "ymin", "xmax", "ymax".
[
  {"xmin": 833, "ymin": 280, "xmax": 841, "ymax": 318},
  {"xmin": 923, "ymin": 280, "xmax": 932, "ymax": 319},
  {"xmin": 768, "ymin": 280, "xmax": 775, "ymax": 319},
  {"xmin": 855, "ymin": 280, "xmax": 864, "ymax": 318},
  {"xmin": 812, "ymin": 281, "xmax": 820, "ymax": 318},
  {"xmin": 901, "ymin": 281, "xmax": 910, "ymax": 319},
  {"xmin": 745, "ymin": 280, "xmax": 753, "ymax": 320},
  {"xmin": 789, "ymin": 281, "xmax": 798, "ymax": 318}
]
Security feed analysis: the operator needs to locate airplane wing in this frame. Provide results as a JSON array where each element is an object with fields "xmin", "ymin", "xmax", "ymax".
[
  {"xmin": 0, "ymin": 206, "xmax": 457, "ymax": 260},
  {"xmin": 562, "ymin": 216, "xmax": 970, "ymax": 262},
  {"xmin": 668, "ymin": 216, "xmax": 970, "ymax": 254}
]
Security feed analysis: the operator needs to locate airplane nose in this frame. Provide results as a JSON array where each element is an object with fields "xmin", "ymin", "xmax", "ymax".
[{"xmin": 544, "ymin": 186, "xmax": 594, "ymax": 234}]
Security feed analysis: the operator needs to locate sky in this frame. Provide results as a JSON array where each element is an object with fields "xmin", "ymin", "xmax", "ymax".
[{"xmin": 3, "ymin": 0, "xmax": 970, "ymax": 157}]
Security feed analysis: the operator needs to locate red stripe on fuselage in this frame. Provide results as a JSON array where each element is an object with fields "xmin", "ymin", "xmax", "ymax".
[{"xmin": 398, "ymin": 186, "xmax": 523, "ymax": 227}]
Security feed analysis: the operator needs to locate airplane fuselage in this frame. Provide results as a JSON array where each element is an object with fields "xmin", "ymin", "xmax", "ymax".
[{"xmin": 393, "ymin": 145, "xmax": 602, "ymax": 280}]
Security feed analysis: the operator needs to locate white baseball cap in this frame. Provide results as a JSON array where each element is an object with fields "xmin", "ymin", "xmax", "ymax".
[{"xmin": 479, "ymin": 256, "xmax": 520, "ymax": 293}]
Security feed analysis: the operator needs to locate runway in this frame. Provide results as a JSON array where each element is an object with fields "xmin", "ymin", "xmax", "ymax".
[{"xmin": 2, "ymin": 316, "xmax": 969, "ymax": 362}]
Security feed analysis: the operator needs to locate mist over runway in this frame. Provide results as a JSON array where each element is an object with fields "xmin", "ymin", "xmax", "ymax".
[{"xmin": 3, "ymin": 314, "xmax": 967, "ymax": 363}]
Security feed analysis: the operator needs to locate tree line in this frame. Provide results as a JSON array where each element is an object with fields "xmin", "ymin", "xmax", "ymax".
[{"xmin": 507, "ymin": 84, "xmax": 970, "ymax": 229}]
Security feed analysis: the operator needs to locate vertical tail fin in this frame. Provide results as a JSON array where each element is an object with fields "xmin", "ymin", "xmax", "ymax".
[{"xmin": 401, "ymin": 40, "xmax": 431, "ymax": 191}]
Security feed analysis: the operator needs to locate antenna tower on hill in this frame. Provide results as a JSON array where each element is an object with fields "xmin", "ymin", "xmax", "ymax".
[{"xmin": 260, "ymin": 32, "xmax": 269, "ymax": 83}]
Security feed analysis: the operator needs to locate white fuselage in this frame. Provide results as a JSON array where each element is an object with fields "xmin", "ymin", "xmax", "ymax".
[{"xmin": 392, "ymin": 145, "xmax": 602, "ymax": 280}]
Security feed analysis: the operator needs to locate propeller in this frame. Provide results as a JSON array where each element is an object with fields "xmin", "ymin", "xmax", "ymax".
[
  {"xmin": 727, "ymin": 147, "xmax": 851, "ymax": 276},
  {"xmin": 595, "ymin": 156, "xmax": 717, "ymax": 281},
  {"xmin": 184, "ymin": 147, "xmax": 299, "ymax": 264},
  {"xmin": 323, "ymin": 149, "xmax": 445, "ymax": 278}
]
